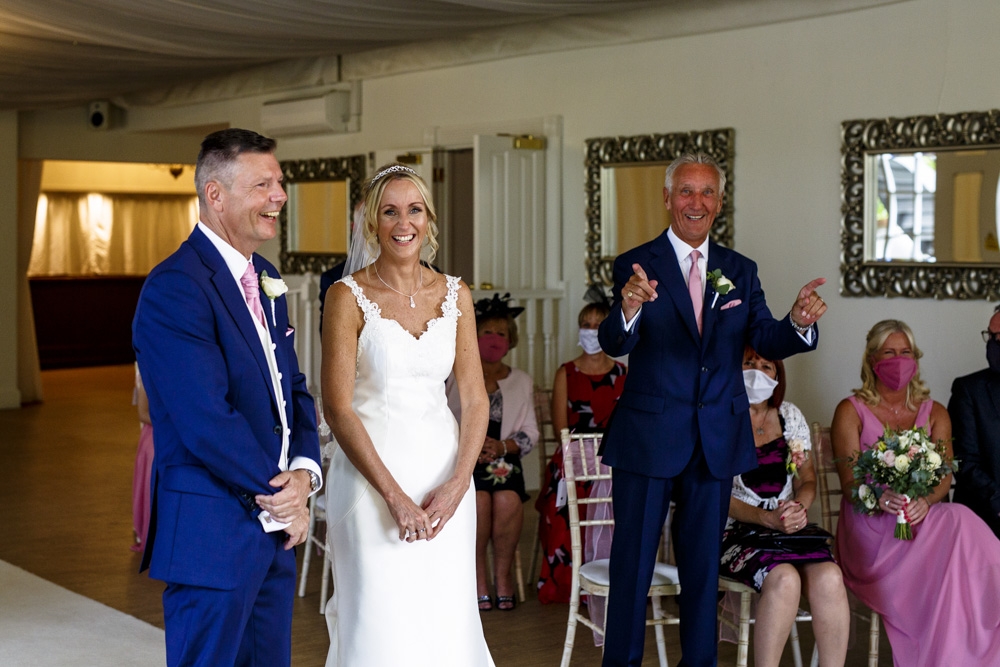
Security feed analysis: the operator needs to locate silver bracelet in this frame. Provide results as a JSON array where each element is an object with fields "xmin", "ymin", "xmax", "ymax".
[{"xmin": 789, "ymin": 318, "xmax": 811, "ymax": 334}]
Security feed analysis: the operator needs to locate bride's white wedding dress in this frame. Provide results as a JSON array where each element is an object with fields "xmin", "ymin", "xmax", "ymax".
[{"xmin": 324, "ymin": 274, "xmax": 494, "ymax": 667}]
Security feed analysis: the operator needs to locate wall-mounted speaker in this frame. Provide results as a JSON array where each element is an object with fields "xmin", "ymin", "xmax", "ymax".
[{"xmin": 88, "ymin": 101, "xmax": 110, "ymax": 130}]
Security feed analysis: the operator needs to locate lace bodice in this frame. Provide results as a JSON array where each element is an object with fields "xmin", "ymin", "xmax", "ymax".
[{"xmin": 341, "ymin": 273, "xmax": 461, "ymax": 380}]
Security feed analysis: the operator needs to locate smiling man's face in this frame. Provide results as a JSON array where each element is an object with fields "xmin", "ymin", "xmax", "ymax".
[
  {"xmin": 663, "ymin": 163, "xmax": 723, "ymax": 248},
  {"xmin": 212, "ymin": 151, "xmax": 287, "ymax": 258}
]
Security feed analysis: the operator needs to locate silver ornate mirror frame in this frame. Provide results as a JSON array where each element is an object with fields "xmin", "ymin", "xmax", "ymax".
[
  {"xmin": 279, "ymin": 154, "xmax": 366, "ymax": 274},
  {"xmin": 841, "ymin": 110, "xmax": 1000, "ymax": 299},
  {"xmin": 584, "ymin": 128, "xmax": 735, "ymax": 286}
]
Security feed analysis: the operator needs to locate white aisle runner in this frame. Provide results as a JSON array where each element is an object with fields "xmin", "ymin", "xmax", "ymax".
[{"xmin": 0, "ymin": 560, "xmax": 165, "ymax": 666}]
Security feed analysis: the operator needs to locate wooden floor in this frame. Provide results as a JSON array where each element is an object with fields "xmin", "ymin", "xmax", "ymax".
[{"xmin": 0, "ymin": 365, "xmax": 892, "ymax": 666}]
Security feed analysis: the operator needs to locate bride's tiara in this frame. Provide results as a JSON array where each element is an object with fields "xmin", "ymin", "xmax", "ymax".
[{"xmin": 370, "ymin": 164, "xmax": 417, "ymax": 184}]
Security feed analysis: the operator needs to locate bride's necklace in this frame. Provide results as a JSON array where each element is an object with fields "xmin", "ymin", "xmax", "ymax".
[
  {"xmin": 374, "ymin": 262, "xmax": 422, "ymax": 308},
  {"xmin": 751, "ymin": 407, "xmax": 769, "ymax": 436}
]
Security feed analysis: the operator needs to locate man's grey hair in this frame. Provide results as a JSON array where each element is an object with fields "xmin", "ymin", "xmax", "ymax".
[{"xmin": 663, "ymin": 153, "xmax": 726, "ymax": 196}]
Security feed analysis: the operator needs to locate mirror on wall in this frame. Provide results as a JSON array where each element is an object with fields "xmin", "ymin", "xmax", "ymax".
[
  {"xmin": 279, "ymin": 154, "xmax": 365, "ymax": 274},
  {"xmin": 841, "ymin": 110, "xmax": 1000, "ymax": 299},
  {"xmin": 584, "ymin": 128, "xmax": 734, "ymax": 286}
]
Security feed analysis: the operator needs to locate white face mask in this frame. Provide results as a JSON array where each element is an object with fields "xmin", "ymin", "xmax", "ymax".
[
  {"xmin": 578, "ymin": 328, "xmax": 602, "ymax": 355},
  {"xmin": 743, "ymin": 369, "xmax": 779, "ymax": 405}
]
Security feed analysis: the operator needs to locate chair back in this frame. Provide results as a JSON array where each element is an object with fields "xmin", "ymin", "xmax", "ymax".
[
  {"xmin": 561, "ymin": 429, "xmax": 613, "ymax": 561},
  {"xmin": 810, "ymin": 422, "xmax": 841, "ymax": 535},
  {"xmin": 534, "ymin": 386, "xmax": 556, "ymax": 489}
]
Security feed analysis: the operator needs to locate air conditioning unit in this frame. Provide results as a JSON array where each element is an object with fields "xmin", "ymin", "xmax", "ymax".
[{"xmin": 260, "ymin": 91, "xmax": 351, "ymax": 137}]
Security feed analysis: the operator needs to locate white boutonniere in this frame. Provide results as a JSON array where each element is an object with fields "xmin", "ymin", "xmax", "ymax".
[
  {"xmin": 259, "ymin": 270, "xmax": 288, "ymax": 327},
  {"xmin": 707, "ymin": 269, "xmax": 735, "ymax": 308}
]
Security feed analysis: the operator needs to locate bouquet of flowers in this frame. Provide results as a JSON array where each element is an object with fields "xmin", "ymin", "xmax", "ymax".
[{"xmin": 849, "ymin": 425, "xmax": 956, "ymax": 539}]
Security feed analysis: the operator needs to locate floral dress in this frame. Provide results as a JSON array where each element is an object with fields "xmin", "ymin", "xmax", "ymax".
[
  {"xmin": 535, "ymin": 361, "xmax": 626, "ymax": 603},
  {"xmin": 719, "ymin": 401, "xmax": 834, "ymax": 592}
]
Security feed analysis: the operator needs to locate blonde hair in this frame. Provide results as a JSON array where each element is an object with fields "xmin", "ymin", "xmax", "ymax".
[
  {"xmin": 852, "ymin": 319, "xmax": 930, "ymax": 410},
  {"xmin": 359, "ymin": 163, "xmax": 439, "ymax": 267}
]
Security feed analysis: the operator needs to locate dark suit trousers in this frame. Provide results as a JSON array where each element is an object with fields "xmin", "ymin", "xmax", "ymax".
[
  {"xmin": 602, "ymin": 445, "xmax": 733, "ymax": 667},
  {"xmin": 163, "ymin": 530, "xmax": 295, "ymax": 667}
]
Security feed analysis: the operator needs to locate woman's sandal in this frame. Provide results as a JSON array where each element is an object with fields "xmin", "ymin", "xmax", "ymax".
[
  {"xmin": 495, "ymin": 595, "xmax": 516, "ymax": 611},
  {"xmin": 477, "ymin": 595, "xmax": 493, "ymax": 612}
]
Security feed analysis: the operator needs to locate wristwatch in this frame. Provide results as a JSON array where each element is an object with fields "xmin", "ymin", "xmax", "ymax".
[{"xmin": 307, "ymin": 470, "xmax": 321, "ymax": 493}]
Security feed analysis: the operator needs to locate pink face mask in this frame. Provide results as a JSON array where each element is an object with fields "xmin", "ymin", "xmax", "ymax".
[
  {"xmin": 872, "ymin": 356, "xmax": 917, "ymax": 391},
  {"xmin": 478, "ymin": 333, "xmax": 509, "ymax": 363}
]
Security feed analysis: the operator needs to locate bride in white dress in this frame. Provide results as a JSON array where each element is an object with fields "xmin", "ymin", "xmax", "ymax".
[{"xmin": 321, "ymin": 163, "xmax": 494, "ymax": 667}]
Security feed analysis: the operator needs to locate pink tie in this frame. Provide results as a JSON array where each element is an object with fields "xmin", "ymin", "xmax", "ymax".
[
  {"xmin": 241, "ymin": 264, "xmax": 267, "ymax": 329},
  {"xmin": 688, "ymin": 249, "xmax": 703, "ymax": 335}
]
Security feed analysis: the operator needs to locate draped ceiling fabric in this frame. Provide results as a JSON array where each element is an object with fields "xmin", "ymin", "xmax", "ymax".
[{"xmin": 0, "ymin": 0, "xmax": 908, "ymax": 110}]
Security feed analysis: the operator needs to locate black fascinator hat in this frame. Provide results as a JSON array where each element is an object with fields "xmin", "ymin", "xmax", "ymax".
[
  {"xmin": 474, "ymin": 293, "xmax": 524, "ymax": 324},
  {"xmin": 583, "ymin": 284, "xmax": 612, "ymax": 308},
  {"xmin": 578, "ymin": 284, "xmax": 612, "ymax": 325}
]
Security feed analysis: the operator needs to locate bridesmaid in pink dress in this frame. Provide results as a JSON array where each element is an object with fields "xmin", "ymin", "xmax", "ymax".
[
  {"xmin": 131, "ymin": 364, "xmax": 154, "ymax": 552},
  {"xmin": 831, "ymin": 320, "xmax": 1000, "ymax": 666}
]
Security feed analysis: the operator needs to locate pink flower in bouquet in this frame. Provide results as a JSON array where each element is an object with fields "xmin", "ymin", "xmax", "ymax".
[
  {"xmin": 485, "ymin": 458, "xmax": 520, "ymax": 485},
  {"xmin": 883, "ymin": 450, "xmax": 895, "ymax": 467}
]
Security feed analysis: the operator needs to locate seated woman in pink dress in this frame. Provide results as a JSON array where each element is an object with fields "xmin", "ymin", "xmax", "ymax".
[
  {"xmin": 831, "ymin": 319, "xmax": 1000, "ymax": 666},
  {"xmin": 131, "ymin": 363, "xmax": 154, "ymax": 552}
]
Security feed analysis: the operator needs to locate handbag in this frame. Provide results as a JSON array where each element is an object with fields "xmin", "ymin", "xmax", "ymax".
[{"xmin": 739, "ymin": 523, "xmax": 833, "ymax": 552}]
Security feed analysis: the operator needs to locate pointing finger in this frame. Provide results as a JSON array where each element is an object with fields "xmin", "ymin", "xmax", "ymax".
[{"xmin": 798, "ymin": 277, "xmax": 827, "ymax": 299}]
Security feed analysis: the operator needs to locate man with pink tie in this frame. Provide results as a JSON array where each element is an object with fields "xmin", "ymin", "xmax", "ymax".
[
  {"xmin": 133, "ymin": 129, "xmax": 322, "ymax": 666},
  {"xmin": 598, "ymin": 153, "xmax": 827, "ymax": 666}
]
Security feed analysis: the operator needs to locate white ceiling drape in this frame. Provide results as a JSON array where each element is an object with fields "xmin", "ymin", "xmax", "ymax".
[
  {"xmin": 0, "ymin": 0, "xmax": 660, "ymax": 109},
  {"xmin": 0, "ymin": 0, "xmax": 906, "ymax": 110}
]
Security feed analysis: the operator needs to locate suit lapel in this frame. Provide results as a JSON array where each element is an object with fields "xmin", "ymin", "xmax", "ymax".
[
  {"xmin": 189, "ymin": 229, "xmax": 278, "ymax": 409},
  {"xmin": 701, "ymin": 242, "xmax": 733, "ymax": 345},
  {"xmin": 256, "ymin": 257, "xmax": 294, "ymax": 422},
  {"xmin": 649, "ymin": 232, "xmax": 700, "ymax": 343},
  {"xmin": 988, "ymin": 373, "xmax": 1000, "ymax": 419}
]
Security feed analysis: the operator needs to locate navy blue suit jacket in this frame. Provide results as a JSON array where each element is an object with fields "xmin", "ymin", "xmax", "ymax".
[
  {"xmin": 133, "ymin": 226, "xmax": 320, "ymax": 590},
  {"xmin": 949, "ymin": 369, "xmax": 1000, "ymax": 529},
  {"xmin": 598, "ymin": 231, "xmax": 815, "ymax": 480}
]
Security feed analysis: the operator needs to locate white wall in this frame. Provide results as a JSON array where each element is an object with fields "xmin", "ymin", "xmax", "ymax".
[{"xmin": 15, "ymin": 0, "xmax": 1000, "ymax": 425}]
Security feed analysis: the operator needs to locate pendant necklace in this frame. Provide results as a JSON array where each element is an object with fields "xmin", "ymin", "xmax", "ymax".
[
  {"xmin": 374, "ymin": 262, "xmax": 422, "ymax": 308},
  {"xmin": 751, "ymin": 408, "xmax": 768, "ymax": 436}
]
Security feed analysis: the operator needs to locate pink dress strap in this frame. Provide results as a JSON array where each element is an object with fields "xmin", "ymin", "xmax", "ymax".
[{"xmin": 846, "ymin": 394, "xmax": 932, "ymax": 449}]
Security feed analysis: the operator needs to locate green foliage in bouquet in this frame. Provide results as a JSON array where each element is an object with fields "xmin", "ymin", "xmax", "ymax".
[{"xmin": 848, "ymin": 425, "xmax": 956, "ymax": 539}]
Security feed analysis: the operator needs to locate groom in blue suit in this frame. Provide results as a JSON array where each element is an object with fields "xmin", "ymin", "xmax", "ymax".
[
  {"xmin": 598, "ymin": 153, "xmax": 827, "ymax": 667},
  {"xmin": 133, "ymin": 129, "xmax": 322, "ymax": 667}
]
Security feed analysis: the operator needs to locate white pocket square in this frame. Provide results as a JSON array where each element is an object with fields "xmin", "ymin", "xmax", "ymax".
[
  {"xmin": 285, "ymin": 326, "xmax": 295, "ymax": 337},
  {"xmin": 720, "ymin": 299, "xmax": 742, "ymax": 310}
]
